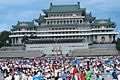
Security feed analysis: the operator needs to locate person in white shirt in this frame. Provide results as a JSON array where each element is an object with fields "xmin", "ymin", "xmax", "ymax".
[
  {"xmin": 21, "ymin": 73, "xmax": 28, "ymax": 80},
  {"xmin": 118, "ymin": 73, "xmax": 120, "ymax": 80},
  {"xmin": 4, "ymin": 75, "xmax": 9, "ymax": 80},
  {"xmin": 27, "ymin": 74, "xmax": 33, "ymax": 80},
  {"xmin": 14, "ymin": 72, "xmax": 20, "ymax": 80},
  {"xmin": 8, "ymin": 73, "xmax": 12, "ymax": 80},
  {"xmin": 4, "ymin": 73, "xmax": 13, "ymax": 80},
  {"xmin": 54, "ymin": 68, "xmax": 60, "ymax": 80}
]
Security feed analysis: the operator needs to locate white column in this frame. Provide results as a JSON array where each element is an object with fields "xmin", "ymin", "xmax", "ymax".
[
  {"xmin": 58, "ymin": 20, "xmax": 60, "ymax": 24},
  {"xmin": 16, "ymin": 38, "xmax": 18, "ymax": 45},
  {"xmin": 69, "ymin": 20, "xmax": 71, "ymax": 24},
  {"xmin": 14, "ymin": 38, "xmax": 16, "ymax": 45},
  {"xmin": 11, "ymin": 38, "xmax": 14, "ymax": 45},
  {"xmin": 62, "ymin": 20, "xmax": 64, "ymax": 24},
  {"xmin": 46, "ymin": 21, "xmax": 47, "ymax": 25}
]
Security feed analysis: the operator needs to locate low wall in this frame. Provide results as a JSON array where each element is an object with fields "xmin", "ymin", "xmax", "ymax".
[
  {"xmin": 0, "ymin": 50, "xmax": 43, "ymax": 57},
  {"xmin": 89, "ymin": 44, "xmax": 116, "ymax": 49},
  {"xmin": 74, "ymin": 48, "xmax": 118, "ymax": 56},
  {"xmin": 0, "ymin": 46, "xmax": 25, "ymax": 51}
]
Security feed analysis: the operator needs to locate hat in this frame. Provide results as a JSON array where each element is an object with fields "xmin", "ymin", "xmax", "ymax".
[
  {"xmin": 117, "ymin": 72, "xmax": 120, "ymax": 74},
  {"xmin": 15, "ymin": 72, "xmax": 17, "ymax": 74}
]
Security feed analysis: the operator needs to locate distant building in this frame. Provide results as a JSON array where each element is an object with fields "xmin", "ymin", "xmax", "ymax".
[{"xmin": 9, "ymin": 2, "xmax": 118, "ymax": 54}]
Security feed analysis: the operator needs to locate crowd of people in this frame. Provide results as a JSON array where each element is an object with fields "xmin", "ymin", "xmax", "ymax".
[{"xmin": 0, "ymin": 56, "xmax": 120, "ymax": 80}]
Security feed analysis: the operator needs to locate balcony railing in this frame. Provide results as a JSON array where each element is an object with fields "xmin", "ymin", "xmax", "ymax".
[
  {"xmin": 91, "ymin": 28, "xmax": 114, "ymax": 30},
  {"xmin": 44, "ymin": 16, "xmax": 85, "ymax": 19}
]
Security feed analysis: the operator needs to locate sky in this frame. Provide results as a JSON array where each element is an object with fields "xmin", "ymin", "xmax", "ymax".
[{"xmin": 0, "ymin": 0, "xmax": 120, "ymax": 32}]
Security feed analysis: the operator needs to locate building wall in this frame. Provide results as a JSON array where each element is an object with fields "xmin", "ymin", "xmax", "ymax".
[{"xmin": 26, "ymin": 43, "xmax": 88, "ymax": 54}]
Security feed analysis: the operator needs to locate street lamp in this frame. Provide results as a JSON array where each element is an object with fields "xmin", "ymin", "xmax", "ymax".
[
  {"xmin": 72, "ymin": 51, "xmax": 75, "ymax": 60},
  {"xmin": 54, "ymin": 38, "xmax": 59, "ymax": 57}
]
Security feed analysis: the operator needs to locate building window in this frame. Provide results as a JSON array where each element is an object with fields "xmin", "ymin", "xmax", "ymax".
[
  {"xmin": 47, "ymin": 21, "xmax": 49, "ymax": 25},
  {"xmin": 51, "ymin": 14, "xmax": 53, "ymax": 17},
  {"xmin": 73, "ymin": 28, "xmax": 75, "ymax": 30},
  {"xmin": 54, "ymin": 21, "xmax": 56, "ymax": 24},
  {"xmin": 67, "ymin": 20, "xmax": 69, "ymax": 24},
  {"xmin": 77, "ymin": 13, "xmax": 80, "ymax": 16},
  {"xmin": 57, "ymin": 21, "xmax": 59, "ymax": 24},
  {"xmin": 95, "ymin": 36, "xmax": 97, "ymax": 40},
  {"xmin": 82, "ymin": 12, "xmax": 85, "ymax": 16},
  {"xmin": 57, "ymin": 14, "xmax": 59, "ymax": 17},
  {"xmin": 52, "ymin": 28, "xmax": 54, "ymax": 30},
  {"xmin": 73, "ymin": 20, "xmax": 75, "ymax": 23},
  {"xmin": 59, "ymin": 28, "xmax": 61, "ymax": 30},
  {"xmin": 63, "ymin": 14, "xmax": 65, "ymax": 17},
  {"xmin": 51, "ymin": 21, "xmax": 53, "ymax": 24},
  {"xmin": 70, "ymin": 14, "xmax": 72, "ymax": 16},
  {"xmin": 67, "ymin": 14, "xmax": 69, "ymax": 16},
  {"xmin": 64, "ymin": 21, "xmax": 66, "ymax": 24},
  {"xmin": 60, "ymin": 21, "xmax": 62, "ymax": 24},
  {"xmin": 90, "ymin": 21, "xmax": 92, "ymax": 23},
  {"xmin": 77, "ymin": 20, "xmax": 79, "ymax": 23},
  {"xmin": 101, "ymin": 36, "xmax": 105, "ymax": 42},
  {"xmin": 60, "ymin": 14, "xmax": 62, "ymax": 17},
  {"xmin": 80, "ymin": 20, "xmax": 82, "ymax": 23},
  {"xmin": 109, "ymin": 35, "xmax": 112, "ymax": 39}
]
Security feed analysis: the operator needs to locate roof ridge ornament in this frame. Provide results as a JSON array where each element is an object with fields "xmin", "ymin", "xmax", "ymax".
[
  {"xmin": 109, "ymin": 18, "xmax": 111, "ymax": 20},
  {"xmin": 19, "ymin": 23, "xmax": 28, "ymax": 26},
  {"xmin": 50, "ymin": 3, "xmax": 52, "ymax": 6},
  {"xmin": 98, "ymin": 20, "xmax": 108, "ymax": 24}
]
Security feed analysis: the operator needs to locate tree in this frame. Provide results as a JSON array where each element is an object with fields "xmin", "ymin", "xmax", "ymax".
[
  {"xmin": 0, "ymin": 31, "xmax": 11, "ymax": 47},
  {"xmin": 116, "ymin": 38, "xmax": 120, "ymax": 50},
  {"xmin": 116, "ymin": 38, "xmax": 120, "ymax": 55},
  {"xmin": 21, "ymin": 35, "xmax": 29, "ymax": 44}
]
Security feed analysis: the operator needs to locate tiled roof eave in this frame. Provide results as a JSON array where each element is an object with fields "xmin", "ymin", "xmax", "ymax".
[
  {"xmin": 85, "ymin": 17, "xmax": 96, "ymax": 20},
  {"xmin": 35, "ymin": 19, "xmax": 45, "ymax": 22},
  {"xmin": 43, "ymin": 9, "xmax": 85, "ymax": 13},
  {"xmin": 38, "ymin": 24, "xmax": 91, "ymax": 28},
  {"xmin": 91, "ymin": 23, "xmax": 114, "ymax": 26},
  {"xmin": 35, "ymin": 19, "xmax": 44, "ymax": 22},
  {"xmin": 13, "ymin": 26, "xmax": 36, "ymax": 28}
]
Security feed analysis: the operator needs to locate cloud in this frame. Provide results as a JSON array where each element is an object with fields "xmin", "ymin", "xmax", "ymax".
[
  {"xmin": 0, "ymin": 24, "xmax": 11, "ymax": 31},
  {"xmin": 0, "ymin": 0, "xmax": 120, "ymax": 32}
]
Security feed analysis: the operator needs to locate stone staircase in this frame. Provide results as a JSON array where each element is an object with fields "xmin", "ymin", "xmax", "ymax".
[
  {"xmin": 73, "ymin": 48, "xmax": 118, "ymax": 56},
  {"xmin": 0, "ymin": 50, "xmax": 44, "ymax": 57}
]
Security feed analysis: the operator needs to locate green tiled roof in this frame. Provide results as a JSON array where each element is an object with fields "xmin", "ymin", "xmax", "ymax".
[
  {"xmin": 85, "ymin": 14, "xmax": 96, "ymax": 20},
  {"xmin": 39, "ymin": 24, "xmax": 90, "ymax": 28},
  {"xmin": 43, "ymin": 4, "xmax": 86, "ymax": 13},
  {"xmin": 13, "ymin": 21, "xmax": 36, "ymax": 28},
  {"xmin": 92, "ymin": 19, "xmax": 115, "ymax": 26},
  {"xmin": 35, "ymin": 15, "xmax": 45, "ymax": 22},
  {"xmin": 94, "ymin": 19, "xmax": 111, "ymax": 23}
]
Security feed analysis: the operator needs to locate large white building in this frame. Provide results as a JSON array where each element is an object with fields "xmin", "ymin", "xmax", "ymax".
[{"xmin": 9, "ymin": 2, "xmax": 118, "ymax": 54}]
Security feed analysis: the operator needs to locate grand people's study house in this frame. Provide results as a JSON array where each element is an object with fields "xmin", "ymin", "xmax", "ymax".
[{"xmin": 9, "ymin": 2, "xmax": 117, "ymax": 54}]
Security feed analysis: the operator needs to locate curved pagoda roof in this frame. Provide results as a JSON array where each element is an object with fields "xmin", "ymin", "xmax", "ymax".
[
  {"xmin": 13, "ymin": 21, "xmax": 36, "ymax": 28},
  {"xmin": 35, "ymin": 14, "xmax": 45, "ymax": 22},
  {"xmin": 85, "ymin": 13, "xmax": 96, "ymax": 21},
  {"xmin": 43, "ymin": 2, "xmax": 86, "ymax": 13},
  {"xmin": 92, "ymin": 19, "xmax": 115, "ymax": 26}
]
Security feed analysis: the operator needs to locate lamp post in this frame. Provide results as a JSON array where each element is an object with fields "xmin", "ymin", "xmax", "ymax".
[
  {"xmin": 72, "ymin": 51, "xmax": 75, "ymax": 60},
  {"xmin": 54, "ymin": 38, "xmax": 59, "ymax": 57}
]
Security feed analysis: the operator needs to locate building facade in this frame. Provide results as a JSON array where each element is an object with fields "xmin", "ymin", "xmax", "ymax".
[{"xmin": 9, "ymin": 2, "xmax": 117, "ymax": 54}]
